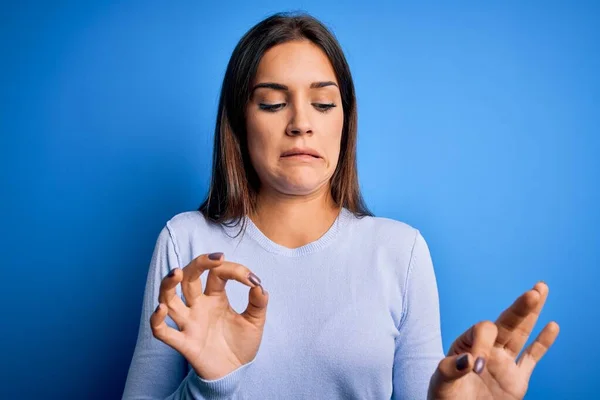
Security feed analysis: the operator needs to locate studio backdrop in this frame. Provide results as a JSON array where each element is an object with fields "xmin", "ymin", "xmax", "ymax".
[{"xmin": 1, "ymin": 1, "xmax": 598, "ymax": 399}]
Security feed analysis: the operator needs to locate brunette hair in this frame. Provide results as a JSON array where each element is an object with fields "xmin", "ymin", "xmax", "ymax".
[{"xmin": 199, "ymin": 11, "xmax": 372, "ymax": 225}]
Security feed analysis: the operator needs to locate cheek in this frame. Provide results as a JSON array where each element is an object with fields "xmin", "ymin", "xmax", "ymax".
[
  {"xmin": 324, "ymin": 114, "xmax": 344, "ymax": 167},
  {"xmin": 246, "ymin": 118, "xmax": 278, "ymax": 173},
  {"xmin": 247, "ymin": 132, "xmax": 267, "ymax": 172}
]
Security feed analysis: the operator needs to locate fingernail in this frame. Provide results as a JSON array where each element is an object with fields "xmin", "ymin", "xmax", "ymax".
[
  {"xmin": 155, "ymin": 304, "xmax": 161, "ymax": 313},
  {"xmin": 248, "ymin": 272, "xmax": 262, "ymax": 286},
  {"xmin": 456, "ymin": 354, "xmax": 469, "ymax": 371},
  {"xmin": 473, "ymin": 357, "xmax": 485, "ymax": 374},
  {"xmin": 208, "ymin": 252, "xmax": 223, "ymax": 260},
  {"xmin": 167, "ymin": 269, "xmax": 175, "ymax": 277}
]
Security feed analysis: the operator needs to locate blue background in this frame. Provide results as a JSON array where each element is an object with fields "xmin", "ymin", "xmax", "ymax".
[{"xmin": 2, "ymin": 1, "xmax": 598, "ymax": 399}]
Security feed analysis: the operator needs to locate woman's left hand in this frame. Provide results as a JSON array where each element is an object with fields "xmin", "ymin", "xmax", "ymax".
[{"xmin": 428, "ymin": 281, "xmax": 560, "ymax": 400}]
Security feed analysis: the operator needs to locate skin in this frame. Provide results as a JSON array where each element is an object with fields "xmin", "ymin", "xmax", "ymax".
[
  {"xmin": 428, "ymin": 281, "xmax": 560, "ymax": 399},
  {"xmin": 150, "ymin": 40, "xmax": 559, "ymax": 397},
  {"xmin": 245, "ymin": 39, "xmax": 345, "ymax": 248}
]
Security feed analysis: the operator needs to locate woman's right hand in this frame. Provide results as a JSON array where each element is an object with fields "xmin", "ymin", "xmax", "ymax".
[{"xmin": 150, "ymin": 252, "xmax": 269, "ymax": 381}]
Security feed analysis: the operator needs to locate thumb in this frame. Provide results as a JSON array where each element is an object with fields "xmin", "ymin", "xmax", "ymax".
[
  {"xmin": 429, "ymin": 353, "xmax": 473, "ymax": 398},
  {"xmin": 241, "ymin": 284, "xmax": 269, "ymax": 326}
]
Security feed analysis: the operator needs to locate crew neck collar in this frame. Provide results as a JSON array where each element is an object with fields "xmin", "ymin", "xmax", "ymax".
[{"xmin": 223, "ymin": 208, "xmax": 353, "ymax": 257}]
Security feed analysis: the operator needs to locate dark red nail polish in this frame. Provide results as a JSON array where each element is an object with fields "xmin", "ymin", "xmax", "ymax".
[
  {"xmin": 208, "ymin": 252, "xmax": 223, "ymax": 260},
  {"xmin": 167, "ymin": 269, "xmax": 175, "ymax": 277},
  {"xmin": 456, "ymin": 354, "xmax": 469, "ymax": 371},
  {"xmin": 155, "ymin": 305, "xmax": 160, "ymax": 313}
]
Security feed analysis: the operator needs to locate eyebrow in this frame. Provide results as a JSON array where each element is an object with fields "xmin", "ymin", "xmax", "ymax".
[{"xmin": 251, "ymin": 81, "xmax": 338, "ymax": 93}]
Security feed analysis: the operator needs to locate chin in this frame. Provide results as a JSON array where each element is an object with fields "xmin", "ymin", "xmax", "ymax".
[{"xmin": 277, "ymin": 176, "xmax": 329, "ymax": 196}]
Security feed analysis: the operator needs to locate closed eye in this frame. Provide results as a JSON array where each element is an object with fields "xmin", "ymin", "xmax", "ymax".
[
  {"xmin": 314, "ymin": 103, "xmax": 336, "ymax": 112},
  {"xmin": 259, "ymin": 103, "xmax": 285, "ymax": 112},
  {"xmin": 259, "ymin": 103, "xmax": 337, "ymax": 113}
]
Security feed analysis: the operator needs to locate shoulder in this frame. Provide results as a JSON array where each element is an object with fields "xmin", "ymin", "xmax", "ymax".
[
  {"xmin": 345, "ymin": 211, "xmax": 433, "ymax": 276},
  {"xmin": 165, "ymin": 210, "xmax": 209, "ymax": 231},
  {"xmin": 348, "ymin": 211, "xmax": 422, "ymax": 251},
  {"xmin": 342, "ymin": 212, "xmax": 436, "ymax": 329},
  {"xmin": 159, "ymin": 210, "xmax": 239, "ymax": 265},
  {"xmin": 161, "ymin": 210, "xmax": 224, "ymax": 246}
]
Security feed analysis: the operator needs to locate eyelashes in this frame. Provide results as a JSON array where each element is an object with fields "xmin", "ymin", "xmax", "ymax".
[{"xmin": 258, "ymin": 103, "xmax": 337, "ymax": 113}]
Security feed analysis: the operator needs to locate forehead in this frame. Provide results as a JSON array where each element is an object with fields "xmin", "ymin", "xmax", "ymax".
[{"xmin": 253, "ymin": 40, "xmax": 338, "ymax": 86}]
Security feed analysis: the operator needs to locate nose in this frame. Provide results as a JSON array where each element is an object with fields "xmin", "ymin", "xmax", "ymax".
[{"xmin": 286, "ymin": 103, "xmax": 313, "ymax": 136}]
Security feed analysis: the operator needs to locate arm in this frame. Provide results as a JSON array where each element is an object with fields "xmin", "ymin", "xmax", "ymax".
[
  {"xmin": 122, "ymin": 224, "xmax": 250, "ymax": 400},
  {"xmin": 392, "ymin": 230, "xmax": 445, "ymax": 400}
]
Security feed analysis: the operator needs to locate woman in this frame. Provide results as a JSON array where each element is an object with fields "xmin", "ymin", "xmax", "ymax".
[{"xmin": 122, "ymin": 12, "xmax": 559, "ymax": 399}]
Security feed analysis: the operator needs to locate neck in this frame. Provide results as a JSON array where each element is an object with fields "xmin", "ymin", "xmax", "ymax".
[{"xmin": 250, "ymin": 184, "xmax": 341, "ymax": 249}]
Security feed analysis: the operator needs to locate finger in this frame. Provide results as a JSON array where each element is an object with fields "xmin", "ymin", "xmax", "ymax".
[
  {"xmin": 150, "ymin": 303, "xmax": 186, "ymax": 351},
  {"xmin": 204, "ymin": 262, "xmax": 261, "ymax": 296},
  {"xmin": 158, "ymin": 268, "xmax": 189, "ymax": 328},
  {"xmin": 450, "ymin": 321, "xmax": 497, "ymax": 375},
  {"xmin": 181, "ymin": 252, "xmax": 224, "ymax": 306},
  {"xmin": 241, "ymin": 285, "xmax": 269, "ymax": 326},
  {"xmin": 471, "ymin": 321, "xmax": 498, "ymax": 374},
  {"xmin": 494, "ymin": 288, "xmax": 540, "ymax": 351},
  {"xmin": 428, "ymin": 353, "xmax": 475, "ymax": 398},
  {"xmin": 495, "ymin": 281, "xmax": 549, "ymax": 358},
  {"xmin": 434, "ymin": 353, "xmax": 475, "ymax": 384},
  {"xmin": 517, "ymin": 321, "xmax": 560, "ymax": 379}
]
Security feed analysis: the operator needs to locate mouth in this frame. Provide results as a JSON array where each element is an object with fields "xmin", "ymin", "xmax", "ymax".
[
  {"xmin": 281, "ymin": 153, "xmax": 320, "ymax": 159},
  {"xmin": 281, "ymin": 148, "xmax": 322, "ymax": 159}
]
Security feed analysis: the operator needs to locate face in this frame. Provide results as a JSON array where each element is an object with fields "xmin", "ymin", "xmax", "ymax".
[{"xmin": 245, "ymin": 40, "xmax": 344, "ymax": 197}]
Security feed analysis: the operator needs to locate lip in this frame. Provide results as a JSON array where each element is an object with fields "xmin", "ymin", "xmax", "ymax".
[{"xmin": 280, "ymin": 147, "xmax": 322, "ymax": 158}]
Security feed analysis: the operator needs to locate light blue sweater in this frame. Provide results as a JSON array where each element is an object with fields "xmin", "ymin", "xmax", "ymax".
[{"xmin": 122, "ymin": 208, "xmax": 445, "ymax": 399}]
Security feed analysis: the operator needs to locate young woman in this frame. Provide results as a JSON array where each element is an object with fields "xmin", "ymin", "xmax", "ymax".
[{"xmin": 122, "ymin": 12, "xmax": 559, "ymax": 400}]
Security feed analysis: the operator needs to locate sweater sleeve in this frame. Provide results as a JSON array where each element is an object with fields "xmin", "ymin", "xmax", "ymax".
[
  {"xmin": 391, "ymin": 230, "xmax": 445, "ymax": 400},
  {"xmin": 122, "ymin": 223, "xmax": 251, "ymax": 400}
]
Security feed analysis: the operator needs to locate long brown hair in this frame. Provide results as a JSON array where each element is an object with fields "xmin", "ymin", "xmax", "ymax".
[{"xmin": 199, "ymin": 11, "xmax": 372, "ymax": 226}]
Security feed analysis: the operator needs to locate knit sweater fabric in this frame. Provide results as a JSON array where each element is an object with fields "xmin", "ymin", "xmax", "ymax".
[{"xmin": 122, "ymin": 208, "xmax": 445, "ymax": 399}]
